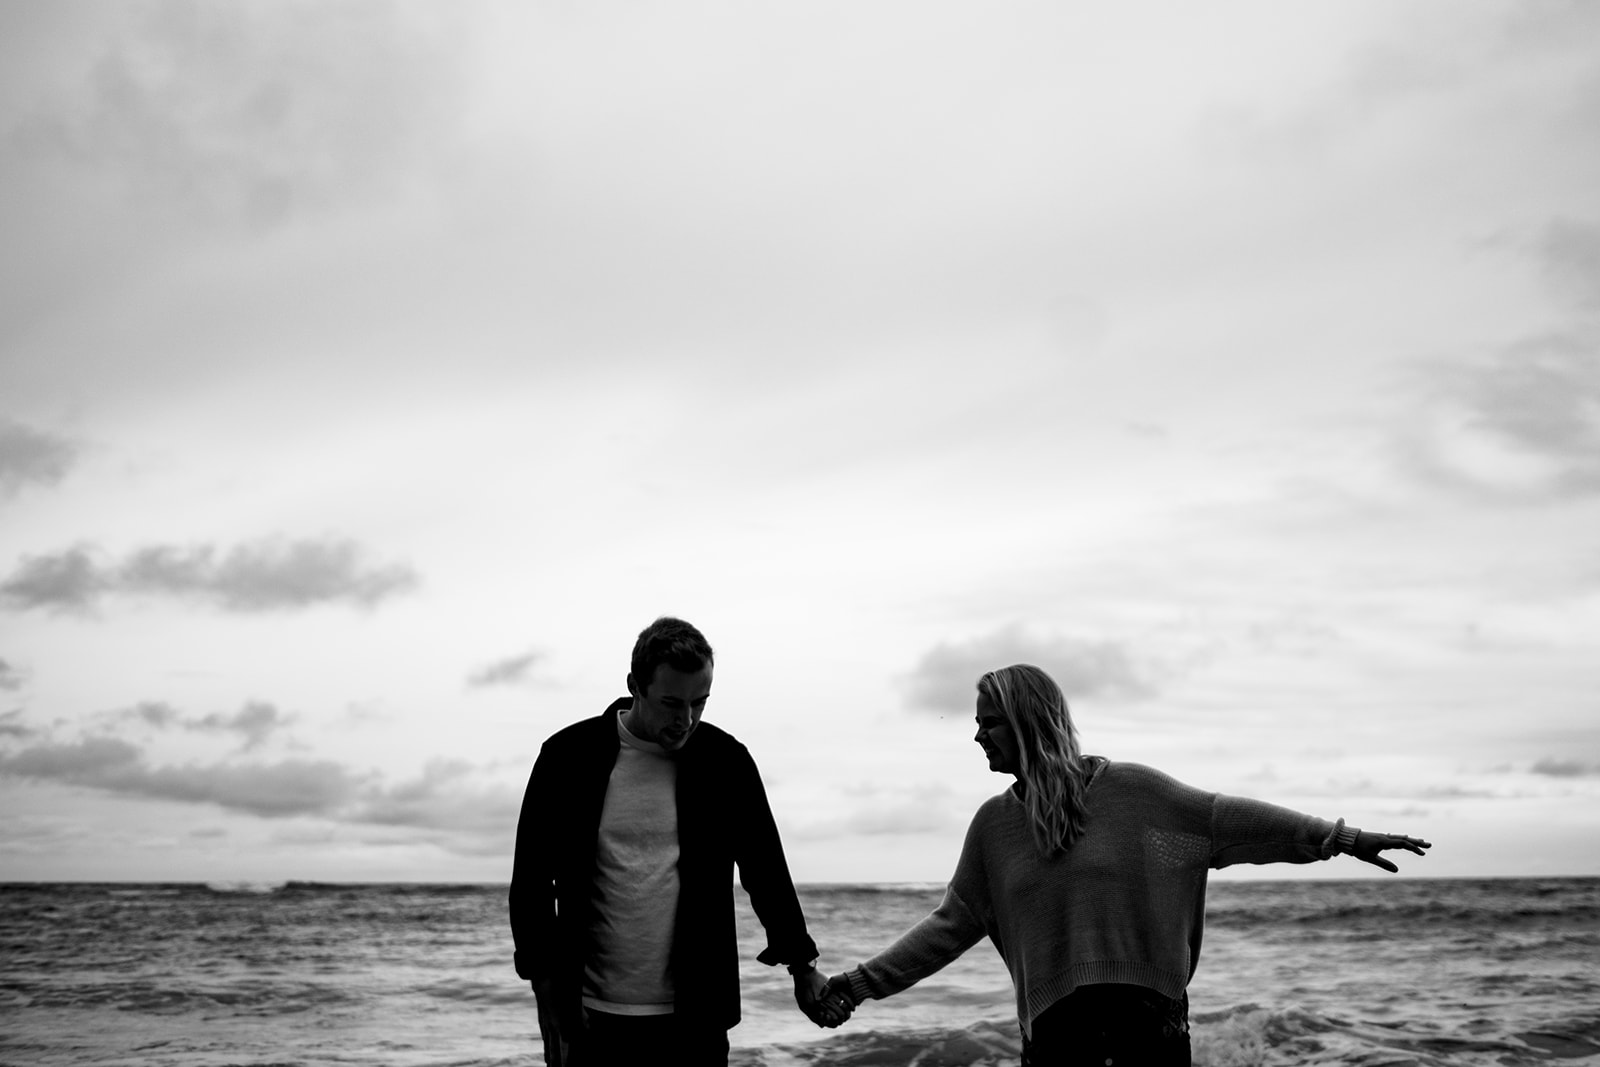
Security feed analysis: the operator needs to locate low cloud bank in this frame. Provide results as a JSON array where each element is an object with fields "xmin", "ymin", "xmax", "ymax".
[
  {"xmin": 0, "ymin": 733, "xmax": 520, "ymax": 850},
  {"xmin": 902, "ymin": 624, "xmax": 1154, "ymax": 712},
  {"xmin": 112, "ymin": 700, "xmax": 292, "ymax": 751},
  {"xmin": 0, "ymin": 537, "xmax": 418, "ymax": 613}
]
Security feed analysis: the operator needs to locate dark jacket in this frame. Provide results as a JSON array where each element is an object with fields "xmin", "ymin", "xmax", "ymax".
[{"xmin": 509, "ymin": 699, "xmax": 819, "ymax": 1030}]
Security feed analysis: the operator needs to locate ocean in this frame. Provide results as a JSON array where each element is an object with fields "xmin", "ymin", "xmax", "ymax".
[{"xmin": 1, "ymin": 878, "xmax": 1595, "ymax": 1066}]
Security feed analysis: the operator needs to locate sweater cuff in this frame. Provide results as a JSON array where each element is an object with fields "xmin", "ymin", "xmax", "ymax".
[
  {"xmin": 757, "ymin": 933, "xmax": 822, "ymax": 969},
  {"xmin": 845, "ymin": 968, "xmax": 874, "ymax": 1006},
  {"xmin": 1322, "ymin": 818, "xmax": 1360, "ymax": 858}
]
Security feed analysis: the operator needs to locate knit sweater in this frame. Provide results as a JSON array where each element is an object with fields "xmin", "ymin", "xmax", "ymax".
[{"xmin": 844, "ymin": 758, "xmax": 1345, "ymax": 1037}]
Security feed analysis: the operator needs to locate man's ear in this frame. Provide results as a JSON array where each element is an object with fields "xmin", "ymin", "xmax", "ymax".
[{"xmin": 625, "ymin": 673, "xmax": 640, "ymax": 700}]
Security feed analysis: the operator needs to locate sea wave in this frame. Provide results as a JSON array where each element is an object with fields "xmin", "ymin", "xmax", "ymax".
[
  {"xmin": 15, "ymin": 979, "xmax": 356, "ymax": 1014},
  {"xmin": 1191, "ymin": 1002, "xmax": 1600, "ymax": 1067},
  {"xmin": 1205, "ymin": 878, "xmax": 1599, "ymax": 933},
  {"xmin": 5, "ymin": 879, "xmax": 1598, "ymax": 1067},
  {"xmin": 203, "ymin": 880, "xmax": 288, "ymax": 895},
  {"xmin": 726, "ymin": 1006, "xmax": 1600, "ymax": 1067},
  {"xmin": 803, "ymin": 882, "xmax": 948, "ymax": 895}
]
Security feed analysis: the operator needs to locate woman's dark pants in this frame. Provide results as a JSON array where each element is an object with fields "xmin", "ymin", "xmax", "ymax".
[
  {"xmin": 1021, "ymin": 984, "xmax": 1191, "ymax": 1067},
  {"xmin": 569, "ymin": 1009, "xmax": 730, "ymax": 1067}
]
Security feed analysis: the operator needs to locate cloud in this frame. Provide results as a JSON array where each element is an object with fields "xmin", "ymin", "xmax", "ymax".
[
  {"xmin": 0, "ymin": 736, "xmax": 362, "ymax": 817},
  {"xmin": 1378, "ymin": 805, "xmax": 1431, "ymax": 819},
  {"xmin": 0, "ymin": 419, "xmax": 79, "ymax": 495},
  {"xmin": 0, "ymin": 537, "xmax": 419, "ymax": 613},
  {"xmin": 1398, "ymin": 215, "xmax": 1600, "ymax": 502},
  {"xmin": 1402, "ymin": 216, "xmax": 1600, "ymax": 501},
  {"xmin": 0, "ymin": 656, "xmax": 24, "ymax": 692},
  {"xmin": 817, "ymin": 805, "xmax": 956, "ymax": 839},
  {"xmin": 1459, "ymin": 338, "xmax": 1600, "ymax": 473},
  {"xmin": 1532, "ymin": 218, "xmax": 1600, "ymax": 314},
  {"xmin": 108, "ymin": 699, "xmax": 292, "ymax": 750},
  {"xmin": 1403, "ymin": 334, "xmax": 1600, "ymax": 500},
  {"xmin": 0, "ymin": 733, "xmax": 516, "ymax": 838},
  {"xmin": 836, "ymin": 784, "xmax": 958, "ymax": 837},
  {"xmin": 0, "ymin": 544, "xmax": 102, "ymax": 611},
  {"xmin": 9, "ymin": 0, "xmax": 466, "ymax": 230},
  {"xmin": 126, "ymin": 758, "xmax": 360, "ymax": 816},
  {"xmin": 0, "ymin": 736, "xmax": 143, "ymax": 778},
  {"xmin": 0, "ymin": 710, "xmax": 32, "ymax": 740},
  {"xmin": 1418, "ymin": 784, "xmax": 1506, "ymax": 800},
  {"xmin": 902, "ymin": 624, "xmax": 1155, "ymax": 712},
  {"xmin": 792, "ymin": 783, "xmax": 961, "ymax": 841},
  {"xmin": 188, "ymin": 701, "xmax": 289, "ymax": 750},
  {"xmin": 119, "ymin": 539, "xmax": 419, "ymax": 610},
  {"xmin": 353, "ymin": 759, "xmax": 521, "ymax": 834},
  {"xmin": 125, "ymin": 701, "xmax": 181, "ymax": 728},
  {"xmin": 466, "ymin": 651, "xmax": 544, "ymax": 689},
  {"xmin": 1530, "ymin": 758, "xmax": 1600, "ymax": 778}
]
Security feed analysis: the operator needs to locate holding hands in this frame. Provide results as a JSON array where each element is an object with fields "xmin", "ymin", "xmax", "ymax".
[{"xmin": 793, "ymin": 965, "xmax": 856, "ymax": 1028}]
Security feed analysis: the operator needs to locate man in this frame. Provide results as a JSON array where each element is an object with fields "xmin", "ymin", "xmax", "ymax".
[{"xmin": 509, "ymin": 617, "xmax": 846, "ymax": 1066}]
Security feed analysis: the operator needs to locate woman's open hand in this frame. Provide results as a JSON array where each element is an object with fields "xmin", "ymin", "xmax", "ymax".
[{"xmin": 1352, "ymin": 830, "xmax": 1432, "ymax": 872}]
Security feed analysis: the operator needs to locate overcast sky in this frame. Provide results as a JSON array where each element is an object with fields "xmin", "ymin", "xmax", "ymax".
[{"xmin": 2, "ymin": 0, "xmax": 1597, "ymax": 885}]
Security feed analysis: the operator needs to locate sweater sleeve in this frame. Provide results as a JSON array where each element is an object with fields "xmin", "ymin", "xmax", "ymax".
[
  {"xmin": 844, "ymin": 883, "xmax": 987, "ymax": 1005},
  {"xmin": 1210, "ymin": 792, "xmax": 1340, "ymax": 869}
]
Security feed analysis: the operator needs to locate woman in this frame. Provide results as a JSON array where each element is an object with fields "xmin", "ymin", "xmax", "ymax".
[{"xmin": 821, "ymin": 664, "xmax": 1430, "ymax": 1066}]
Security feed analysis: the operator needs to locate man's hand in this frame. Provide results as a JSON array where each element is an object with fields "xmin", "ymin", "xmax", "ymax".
[
  {"xmin": 531, "ymin": 976, "xmax": 584, "ymax": 1060},
  {"xmin": 794, "ymin": 966, "xmax": 852, "ymax": 1028},
  {"xmin": 1352, "ymin": 830, "xmax": 1432, "ymax": 873}
]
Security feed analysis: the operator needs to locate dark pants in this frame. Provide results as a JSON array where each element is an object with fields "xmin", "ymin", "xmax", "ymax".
[
  {"xmin": 1022, "ymin": 984, "xmax": 1191, "ymax": 1067},
  {"xmin": 568, "ymin": 1009, "xmax": 730, "ymax": 1067}
]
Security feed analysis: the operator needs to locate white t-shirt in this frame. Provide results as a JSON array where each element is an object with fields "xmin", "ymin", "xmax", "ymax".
[{"xmin": 582, "ymin": 712, "xmax": 680, "ymax": 1014}]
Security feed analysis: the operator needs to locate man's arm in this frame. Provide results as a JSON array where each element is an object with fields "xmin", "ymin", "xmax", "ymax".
[
  {"xmin": 729, "ymin": 745, "xmax": 820, "ymax": 969},
  {"xmin": 726, "ymin": 745, "xmax": 849, "ymax": 1027},
  {"xmin": 512, "ymin": 748, "xmax": 595, "ymax": 1049},
  {"xmin": 509, "ymin": 742, "xmax": 587, "ymax": 1045},
  {"xmin": 509, "ymin": 745, "xmax": 559, "ymax": 982}
]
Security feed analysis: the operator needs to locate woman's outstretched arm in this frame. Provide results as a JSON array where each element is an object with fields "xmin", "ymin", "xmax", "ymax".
[{"xmin": 831, "ymin": 882, "xmax": 988, "ymax": 1009}]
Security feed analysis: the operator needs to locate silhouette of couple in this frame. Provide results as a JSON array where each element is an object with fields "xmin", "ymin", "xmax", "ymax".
[{"xmin": 509, "ymin": 617, "xmax": 1429, "ymax": 1067}]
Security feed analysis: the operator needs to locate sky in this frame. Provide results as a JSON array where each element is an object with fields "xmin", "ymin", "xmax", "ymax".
[{"xmin": 1, "ymin": 0, "xmax": 1597, "ymax": 886}]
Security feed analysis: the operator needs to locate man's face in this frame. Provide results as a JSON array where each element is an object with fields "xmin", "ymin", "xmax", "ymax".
[{"xmin": 625, "ymin": 662, "xmax": 713, "ymax": 750}]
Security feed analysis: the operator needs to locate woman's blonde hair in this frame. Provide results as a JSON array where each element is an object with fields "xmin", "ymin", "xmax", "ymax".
[{"xmin": 977, "ymin": 664, "xmax": 1090, "ymax": 856}]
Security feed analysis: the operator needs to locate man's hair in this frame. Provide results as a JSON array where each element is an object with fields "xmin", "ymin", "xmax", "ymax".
[
  {"xmin": 630, "ymin": 617, "xmax": 714, "ymax": 694},
  {"xmin": 977, "ymin": 664, "xmax": 1090, "ymax": 856}
]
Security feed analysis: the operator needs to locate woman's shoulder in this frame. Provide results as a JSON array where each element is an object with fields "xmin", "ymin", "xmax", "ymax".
[
  {"xmin": 1092, "ymin": 758, "xmax": 1196, "ymax": 791},
  {"xmin": 970, "ymin": 787, "xmax": 1023, "ymax": 825},
  {"xmin": 1092, "ymin": 758, "xmax": 1217, "ymax": 813},
  {"xmin": 1093, "ymin": 756, "xmax": 1151, "ymax": 778},
  {"xmin": 957, "ymin": 789, "xmax": 1030, "ymax": 861}
]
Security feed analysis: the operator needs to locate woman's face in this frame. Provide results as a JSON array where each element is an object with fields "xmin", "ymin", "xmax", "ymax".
[{"xmin": 974, "ymin": 692, "xmax": 1021, "ymax": 775}]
